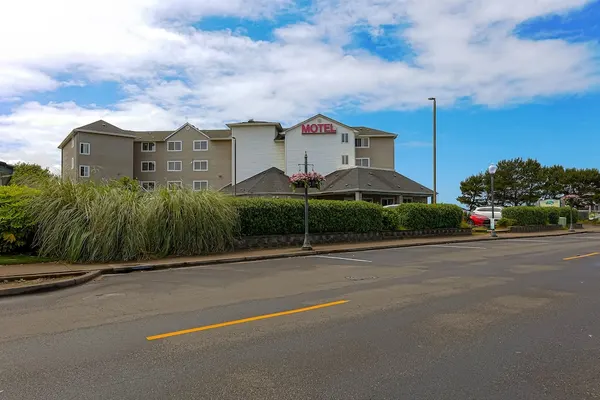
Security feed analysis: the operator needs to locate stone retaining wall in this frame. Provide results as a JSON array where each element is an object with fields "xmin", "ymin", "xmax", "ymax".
[
  {"xmin": 508, "ymin": 225, "xmax": 562, "ymax": 233},
  {"xmin": 234, "ymin": 228, "xmax": 473, "ymax": 250}
]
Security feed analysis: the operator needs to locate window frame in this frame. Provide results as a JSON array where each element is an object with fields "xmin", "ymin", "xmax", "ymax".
[
  {"xmin": 79, "ymin": 165, "xmax": 90, "ymax": 178},
  {"xmin": 193, "ymin": 180, "xmax": 209, "ymax": 191},
  {"xmin": 193, "ymin": 140, "xmax": 209, "ymax": 151},
  {"xmin": 341, "ymin": 133, "xmax": 349, "ymax": 143},
  {"xmin": 167, "ymin": 161, "xmax": 183, "ymax": 172},
  {"xmin": 141, "ymin": 142, "xmax": 156, "ymax": 152},
  {"xmin": 167, "ymin": 181, "xmax": 183, "ymax": 189},
  {"xmin": 141, "ymin": 161, "xmax": 156, "ymax": 172},
  {"xmin": 355, "ymin": 137, "xmax": 370, "ymax": 148},
  {"xmin": 140, "ymin": 181, "xmax": 156, "ymax": 191},
  {"xmin": 71, "ymin": 157, "xmax": 74, "ymax": 170},
  {"xmin": 341, "ymin": 155, "xmax": 349, "ymax": 165},
  {"xmin": 79, "ymin": 142, "xmax": 90, "ymax": 155},
  {"xmin": 167, "ymin": 140, "xmax": 183, "ymax": 152},
  {"xmin": 355, "ymin": 157, "xmax": 370, "ymax": 167},
  {"xmin": 381, "ymin": 198, "xmax": 395, "ymax": 206},
  {"xmin": 193, "ymin": 160, "xmax": 209, "ymax": 171}
]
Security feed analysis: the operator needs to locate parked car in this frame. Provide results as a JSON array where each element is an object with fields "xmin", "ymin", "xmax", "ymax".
[
  {"xmin": 472, "ymin": 206, "xmax": 503, "ymax": 222},
  {"xmin": 467, "ymin": 213, "xmax": 490, "ymax": 227}
]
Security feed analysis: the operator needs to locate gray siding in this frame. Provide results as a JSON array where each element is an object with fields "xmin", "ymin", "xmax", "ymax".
[
  {"xmin": 61, "ymin": 136, "xmax": 78, "ymax": 181},
  {"xmin": 77, "ymin": 132, "xmax": 134, "ymax": 182},
  {"xmin": 355, "ymin": 137, "xmax": 395, "ymax": 169}
]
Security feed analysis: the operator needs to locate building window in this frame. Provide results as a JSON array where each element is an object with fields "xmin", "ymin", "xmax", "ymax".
[
  {"xmin": 355, "ymin": 137, "xmax": 370, "ymax": 148},
  {"xmin": 403, "ymin": 197, "xmax": 413, "ymax": 203},
  {"xmin": 341, "ymin": 155, "xmax": 349, "ymax": 165},
  {"xmin": 193, "ymin": 160, "xmax": 208, "ymax": 171},
  {"xmin": 356, "ymin": 158, "xmax": 370, "ymax": 167},
  {"xmin": 71, "ymin": 158, "xmax": 74, "ymax": 170},
  {"xmin": 193, "ymin": 140, "xmax": 208, "ymax": 151},
  {"xmin": 167, "ymin": 141, "xmax": 182, "ymax": 152},
  {"xmin": 141, "ymin": 142, "xmax": 156, "ymax": 152},
  {"xmin": 381, "ymin": 198, "xmax": 395, "ymax": 206},
  {"xmin": 79, "ymin": 165, "xmax": 90, "ymax": 178},
  {"xmin": 140, "ymin": 181, "xmax": 155, "ymax": 191},
  {"xmin": 167, "ymin": 161, "xmax": 182, "ymax": 171},
  {"xmin": 362, "ymin": 198, "xmax": 374, "ymax": 203},
  {"xmin": 193, "ymin": 180, "xmax": 209, "ymax": 191},
  {"xmin": 141, "ymin": 161, "xmax": 156, "ymax": 172},
  {"xmin": 341, "ymin": 133, "xmax": 349, "ymax": 143},
  {"xmin": 71, "ymin": 140, "xmax": 75, "ymax": 148},
  {"xmin": 167, "ymin": 181, "xmax": 182, "ymax": 189},
  {"xmin": 80, "ymin": 142, "xmax": 90, "ymax": 155}
]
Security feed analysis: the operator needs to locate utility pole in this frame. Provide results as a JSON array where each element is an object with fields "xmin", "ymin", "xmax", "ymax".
[
  {"xmin": 301, "ymin": 151, "xmax": 312, "ymax": 250},
  {"xmin": 428, "ymin": 97, "xmax": 437, "ymax": 204}
]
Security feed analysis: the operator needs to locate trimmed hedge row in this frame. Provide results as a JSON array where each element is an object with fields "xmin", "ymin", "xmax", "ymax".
[
  {"xmin": 0, "ymin": 186, "xmax": 39, "ymax": 253},
  {"xmin": 393, "ymin": 203, "xmax": 463, "ymax": 230},
  {"xmin": 503, "ymin": 206, "xmax": 579, "ymax": 226},
  {"xmin": 231, "ymin": 198, "xmax": 384, "ymax": 236}
]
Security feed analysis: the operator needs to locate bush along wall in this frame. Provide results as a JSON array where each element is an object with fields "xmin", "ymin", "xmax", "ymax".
[
  {"xmin": 231, "ymin": 198, "xmax": 384, "ymax": 236},
  {"xmin": 0, "ymin": 186, "xmax": 40, "ymax": 254},
  {"xmin": 393, "ymin": 203, "xmax": 463, "ymax": 230},
  {"xmin": 502, "ymin": 206, "xmax": 551, "ymax": 226}
]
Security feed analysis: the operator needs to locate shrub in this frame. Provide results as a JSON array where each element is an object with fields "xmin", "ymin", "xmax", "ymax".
[
  {"xmin": 231, "ymin": 198, "xmax": 384, "ymax": 236},
  {"xmin": 543, "ymin": 208, "xmax": 560, "ymax": 224},
  {"xmin": 28, "ymin": 181, "xmax": 238, "ymax": 263},
  {"xmin": 9, "ymin": 162, "xmax": 54, "ymax": 188},
  {"xmin": 394, "ymin": 203, "xmax": 463, "ymax": 230},
  {"xmin": 502, "ymin": 207, "xmax": 547, "ymax": 226},
  {"xmin": 558, "ymin": 207, "xmax": 579, "ymax": 224},
  {"xmin": 0, "ymin": 186, "xmax": 40, "ymax": 254},
  {"xmin": 382, "ymin": 208, "xmax": 401, "ymax": 231},
  {"xmin": 497, "ymin": 218, "xmax": 517, "ymax": 228}
]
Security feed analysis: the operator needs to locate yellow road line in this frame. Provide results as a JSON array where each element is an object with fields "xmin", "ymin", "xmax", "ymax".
[
  {"xmin": 146, "ymin": 300, "xmax": 349, "ymax": 341},
  {"xmin": 563, "ymin": 252, "xmax": 600, "ymax": 261}
]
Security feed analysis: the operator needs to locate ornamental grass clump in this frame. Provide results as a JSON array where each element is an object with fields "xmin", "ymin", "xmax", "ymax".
[{"xmin": 28, "ymin": 180, "xmax": 238, "ymax": 263}]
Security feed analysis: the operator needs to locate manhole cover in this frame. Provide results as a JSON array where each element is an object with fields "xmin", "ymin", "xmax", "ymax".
[{"xmin": 345, "ymin": 276, "xmax": 378, "ymax": 281}]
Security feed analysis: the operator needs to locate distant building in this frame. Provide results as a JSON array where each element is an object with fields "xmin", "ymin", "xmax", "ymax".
[{"xmin": 0, "ymin": 161, "xmax": 14, "ymax": 186}]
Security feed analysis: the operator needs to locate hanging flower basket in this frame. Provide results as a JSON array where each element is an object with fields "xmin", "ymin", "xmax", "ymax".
[{"xmin": 289, "ymin": 172, "xmax": 325, "ymax": 191}]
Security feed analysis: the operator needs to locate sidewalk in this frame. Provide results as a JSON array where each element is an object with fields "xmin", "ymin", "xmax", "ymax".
[{"xmin": 2, "ymin": 227, "xmax": 599, "ymax": 279}]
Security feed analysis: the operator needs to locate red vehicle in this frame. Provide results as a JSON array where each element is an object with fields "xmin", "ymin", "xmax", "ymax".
[{"xmin": 468, "ymin": 213, "xmax": 490, "ymax": 227}]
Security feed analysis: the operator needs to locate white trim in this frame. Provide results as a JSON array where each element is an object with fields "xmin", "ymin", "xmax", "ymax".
[
  {"xmin": 141, "ymin": 161, "xmax": 156, "ymax": 172},
  {"xmin": 141, "ymin": 142, "xmax": 156, "ymax": 152},
  {"xmin": 356, "ymin": 157, "xmax": 370, "ymax": 167},
  {"xmin": 193, "ymin": 140, "xmax": 209, "ymax": 151},
  {"xmin": 70, "ymin": 157, "xmax": 74, "ymax": 170},
  {"xmin": 355, "ymin": 137, "xmax": 370, "ymax": 148},
  {"xmin": 167, "ymin": 140, "xmax": 182, "ymax": 152},
  {"xmin": 79, "ymin": 165, "xmax": 90, "ymax": 178},
  {"xmin": 140, "ymin": 181, "xmax": 155, "ymax": 191},
  {"xmin": 341, "ymin": 132, "xmax": 349, "ymax": 143},
  {"xmin": 193, "ymin": 180, "xmax": 209, "ymax": 191},
  {"xmin": 193, "ymin": 160, "xmax": 208, "ymax": 171},
  {"xmin": 79, "ymin": 142, "xmax": 90, "ymax": 155},
  {"xmin": 341, "ymin": 155, "xmax": 349, "ymax": 165},
  {"xmin": 167, "ymin": 181, "xmax": 183, "ymax": 189},
  {"xmin": 167, "ymin": 161, "xmax": 182, "ymax": 171},
  {"xmin": 71, "ymin": 139, "xmax": 74, "ymax": 148}
]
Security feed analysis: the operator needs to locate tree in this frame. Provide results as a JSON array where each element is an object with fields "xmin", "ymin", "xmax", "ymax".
[
  {"xmin": 457, "ymin": 173, "xmax": 486, "ymax": 210},
  {"xmin": 9, "ymin": 163, "xmax": 55, "ymax": 187}
]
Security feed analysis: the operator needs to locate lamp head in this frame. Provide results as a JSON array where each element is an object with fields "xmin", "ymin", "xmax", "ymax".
[
  {"xmin": 428, "ymin": 97, "xmax": 435, "ymax": 101},
  {"xmin": 488, "ymin": 164, "xmax": 498, "ymax": 175}
]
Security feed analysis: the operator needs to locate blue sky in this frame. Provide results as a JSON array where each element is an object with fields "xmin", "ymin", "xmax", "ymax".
[{"xmin": 1, "ymin": 0, "xmax": 599, "ymax": 204}]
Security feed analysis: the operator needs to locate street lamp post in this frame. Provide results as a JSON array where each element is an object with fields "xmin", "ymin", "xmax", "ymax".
[
  {"xmin": 231, "ymin": 137, "xmax": 237, "ymax": 196},
  {"xmin": 428, "ymin": 97, "xmax": 437, "ymax": 204},
  {"xmin": 301, "ymin": 151, "xmax": 312, "ymax": 250},
  {"xmin": 488, "ymin": 163, "xmax": 498, "ymax": 237}
]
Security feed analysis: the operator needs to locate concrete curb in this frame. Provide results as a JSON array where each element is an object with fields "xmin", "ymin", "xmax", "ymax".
[
  {"xmin": 1, "ymin": 228, "xmax": 595, "ymax": 297},
  {"xmin": 0, "ymin": 271, "xmax": 101, "ymax": 297}
]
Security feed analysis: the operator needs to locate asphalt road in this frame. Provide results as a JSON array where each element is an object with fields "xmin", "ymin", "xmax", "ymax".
[{"xmin": 1, "ymin": 234, "xmax": 600, "ymax": 399}]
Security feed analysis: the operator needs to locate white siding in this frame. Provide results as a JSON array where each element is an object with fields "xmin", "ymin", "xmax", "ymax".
[
  {"xmin": 231, "ymin": 125, "xmax": 284, "ymax": 183},
  {"xmin": 285, "ymin": 117, "xmax": 355, "ymax": 176}
]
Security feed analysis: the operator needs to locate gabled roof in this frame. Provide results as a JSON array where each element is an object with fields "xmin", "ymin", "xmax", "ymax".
[
  {"xmin": 58, "ymin": 120, "xmax": 136, "ymax": 149},
  {"xmin": 320, "ymin": 167, "xmax": 433, "ymax": 196},
  {"xmin": 353, "ymin": 126, "xmax": 397, "ymax": 138},
  {"xmin": 284, "ymin": 114, "xmax": 356, "ymax": 133},
  {"xmin": 164, "ymin": 122, "xmax": 209, "ymax": 141},
  {"xmin": 221, "ymin": 167, "xmax": 299, "ymax": 195},
  {"xmin": 202, "ymin": 129, "xmax": 232, "ymax": 140}
]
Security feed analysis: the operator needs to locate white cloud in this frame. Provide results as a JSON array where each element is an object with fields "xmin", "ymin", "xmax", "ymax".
[{"xmin": 0, "ymin": 0, "xmax": 598, "ymax": 169}]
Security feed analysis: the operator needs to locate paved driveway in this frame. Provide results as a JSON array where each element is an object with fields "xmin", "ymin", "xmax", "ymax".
[{"xmin": 1, "ymin": 234, "xmax": 600, "ymax": 399}]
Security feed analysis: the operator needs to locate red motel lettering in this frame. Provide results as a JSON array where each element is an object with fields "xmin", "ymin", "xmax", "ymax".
[{"xmin": 301, "ymin": 123, "xmax": 337, "ymax": 134}]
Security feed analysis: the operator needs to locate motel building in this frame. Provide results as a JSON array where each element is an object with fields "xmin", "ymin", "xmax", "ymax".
[{"xmin": 58, "ymin": 114, "xmax": 433, "ymax": 205}]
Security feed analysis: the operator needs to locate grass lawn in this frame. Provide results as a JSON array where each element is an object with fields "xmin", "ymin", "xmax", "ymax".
[{"xmin": 0, "ymin": 255, "xmax": 55, "ymax": 266}]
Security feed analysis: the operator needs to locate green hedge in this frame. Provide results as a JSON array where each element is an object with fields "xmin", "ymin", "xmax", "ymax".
[
  {"xmin": 558, "ymin": 207, "xmax": 579, "ymax": 224},
  {"xmin": 231, "ymin": 198, "xmax": 384, "ymax": 236},
  {"xmin": 0, "ymin": 186, "xmax": 40, "ymax": 253},
  {"xmin": 382, "ymin": 208, "xmax": 401, "ymax": 231},
  {"xmin": 502, "ymin": 207, "xmax": 548, "ymax": 226},
  {"xmin": 393, "ymin": 203, "xmax": 463, "ymax": 230}
]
